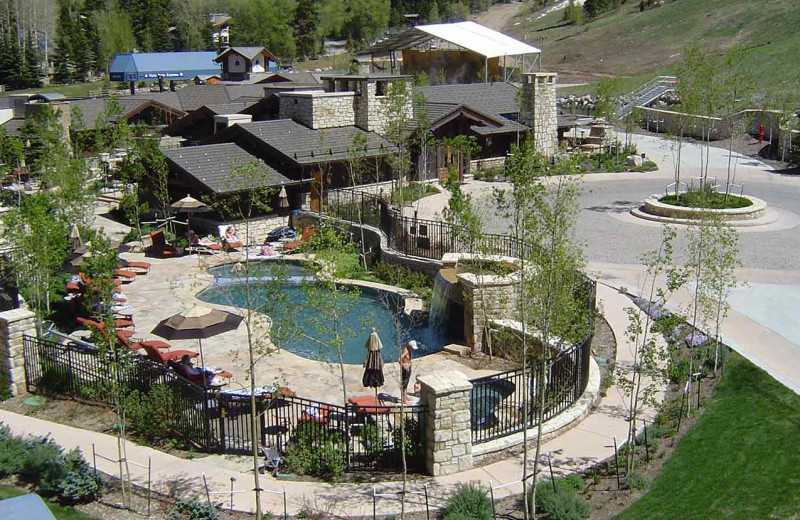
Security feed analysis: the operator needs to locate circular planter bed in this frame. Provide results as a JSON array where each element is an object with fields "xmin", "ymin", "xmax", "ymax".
[{"xmin": 642, "ymin": 194, "xmax": 766, "ymax": 222}]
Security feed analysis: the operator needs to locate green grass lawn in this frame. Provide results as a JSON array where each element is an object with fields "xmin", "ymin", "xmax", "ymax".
[
  {"xmin": 510, "ymin": 0, "xmax": 800, "ymax": 100},
  {"xmin": 660, "ymin": 191, "xmax": 753, "ymax": 209},
  {"xmin": 294, "ymin": 52, "xmax": 354, "ymax": 72},
  {"xmin": 617, "ymin": 354, "xmax": 800, "ymax": 519},
  {"xmin": 0, "ymin": 486, "xmax": 94, "ymax": 519}
]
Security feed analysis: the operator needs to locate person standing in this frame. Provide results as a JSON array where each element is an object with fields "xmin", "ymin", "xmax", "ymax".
[{"xmin": 399, "ymin": 340, "xmax": 418, "ymax": 404}]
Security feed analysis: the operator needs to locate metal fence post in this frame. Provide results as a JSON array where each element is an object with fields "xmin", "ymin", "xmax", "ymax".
[
  {"xmin": 372, "ymin": 486, "xmax": 377, "ymax": 520},
  {"xmin": 230, "ymin": 477, "xmax": 235, "ymax": 512},
  {"xmin": 283, "ymin": 484, "xmax": 288, "ymax": 520},
  {"xmin": 424, "ymin": 484, "xmax": 430, "ymax": 520},
  {"xmin": 91, "ymin": 443, "xmax": 97, "ymax": 479},
  {"xmin": 203, "ymin": 473, "xmax": 211, "ymax": 507},
  {"xmin": 613, "ymin": 436, "xmax": 621, "ymax": 490},
  {"xmin": 147, "ymin": 455, "xmax": 152, "ymax": 517},
  {"xmin": 489, "ymin": 481, "xmax": 496, "ymax": 519}
]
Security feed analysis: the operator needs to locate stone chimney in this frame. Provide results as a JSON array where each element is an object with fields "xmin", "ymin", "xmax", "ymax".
[{"xmin": 520, "ymin": 72, "xmax": 558, "ymax": 157}]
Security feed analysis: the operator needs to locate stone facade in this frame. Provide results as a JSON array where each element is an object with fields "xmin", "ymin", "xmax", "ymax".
[
  {"xmin": 278, "ymin": 91, "xmax": 356, "ymax": 130},
  {"xmin": 192, "ymin": 214, "xmax": 288, "ymax": 245},
  {"xmin": 0, "ymin": 308, "xmax": 36, "ymax": 396},
  {"xmin": 418, "ymin": 371, "xmax": 473, "ymax": 476},
  {"xmin": 459, "ymin": 271, "xmax": 521, "ymax": 354},
  {"xmin": 520, "ymin": 72, "xmax": 558, "ymax": 158},
  {"xmin": 354, "ymin": 79, "xmax": 413, "ymax": 135},
  {"xmin": 469, "ymin": 156, "xmax": 506, "ymax": 174}
]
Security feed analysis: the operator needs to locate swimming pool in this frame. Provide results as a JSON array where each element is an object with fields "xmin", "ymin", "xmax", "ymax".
[{"xmin": 198, "ymin": 260, "xmax": 454, "ymax": 364}]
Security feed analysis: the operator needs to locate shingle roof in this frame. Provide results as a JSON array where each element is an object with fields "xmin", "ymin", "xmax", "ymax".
[
  {"xmin": 68, "ymin": 98, "xmax": 109, "ymax": 130},
  {"xmin": 0, "ymin": 118, "xmax": 24, "ymax": 135},
  {"xmin": 205, "ymin": 101, "xmax": 254, "ymax": 115},
  {"xmin": 215, "ymin": 47, "xmax": 278, "ymax": 64},
  {"xmin": 233, "ymin": 120, "xmax": 395, "ymax": 166},
  {"xmin": 416, "ymin": 82, "xmax": 520, "ymax": 117},
  {"xmin": 164, "ymin": 143, "xmax": 290, "ymax": 194}
]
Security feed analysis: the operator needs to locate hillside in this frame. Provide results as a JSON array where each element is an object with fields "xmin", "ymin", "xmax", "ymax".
[{"xmin": 504, "ymin": 0, "xmax": 800, "ymax": 97}]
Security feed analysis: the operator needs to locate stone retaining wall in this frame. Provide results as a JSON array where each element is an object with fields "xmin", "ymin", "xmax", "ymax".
[
  {"xmin": 642, "ymin": 194, "xmax": 766, "ymax": 221},
  {"xmin": 470, "ymin": 156, "xmax": 506, "ymax": 173}
]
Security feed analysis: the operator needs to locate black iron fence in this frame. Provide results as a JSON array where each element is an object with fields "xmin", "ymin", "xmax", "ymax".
[
  {"xmin": 322, "ymin": 187, "xmax": 540, "ymax": 262},
  {"xmin": 469, "ymin": 334, "xmax": 591, "ymax": 444},
  {"xmin": 22, "ymin": 335, "xmax": 426, "ymax": 473},
  {"xmin": 320, "ymin": 187, "xmax": 598, "ymax": 446}
]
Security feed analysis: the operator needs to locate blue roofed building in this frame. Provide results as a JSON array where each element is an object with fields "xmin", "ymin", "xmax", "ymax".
[{"xmin": 110, "ymin": 52, "xmax": 221, "ymax": 89}]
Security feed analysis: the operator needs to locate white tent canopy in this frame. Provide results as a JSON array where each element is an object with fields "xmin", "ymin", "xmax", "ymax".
[
  {"xmin": 357, "ymin": 21, "xmax": 541, "ymax": 59},
  {"xmin": 416, "ymin": 21, "xmax": 540, "ymax": 58}
]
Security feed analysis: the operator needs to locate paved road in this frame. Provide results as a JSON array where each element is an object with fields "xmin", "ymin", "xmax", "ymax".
[{"xmin": 412, "ymin": 133, "xmax": 800, "ymax": 393}]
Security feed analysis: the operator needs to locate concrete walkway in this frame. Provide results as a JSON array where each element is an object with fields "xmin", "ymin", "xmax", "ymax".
[{"xmin": 0, "ymin": 285, "xmax": 649, "ymax": 517}]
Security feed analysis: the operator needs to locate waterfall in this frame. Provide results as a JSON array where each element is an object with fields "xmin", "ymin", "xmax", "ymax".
[{"xmin": 429, "ymin": 270, "xmax": 454, "ymax": 333}]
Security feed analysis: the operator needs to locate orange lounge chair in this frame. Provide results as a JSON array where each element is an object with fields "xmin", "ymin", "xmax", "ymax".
[
  {"xmin": 114, "ymin": 269, "xmax": 136, "ymax": 281},
  {"xmin": 80, "ymin": 272, "xmax": 122, "ymax": 289},
  {"xmin": 140, "ymin": 343, "xmax": 200, "ymax": 364},
  {"xmin": 120, "ymin": 260, "xmax": 151, "ymax": 273},
  {"xmin": 116, "ymin": 331, "xmax": 175, "ymax": 354},
  {"xmin": 167, "ymin": 358, "xmax": 233, "ymax": 387},
  {"xmin": 77, "ymin": 317, "xmax": 136, "ymax": 340},
  {"xmin": 283, "ymin": 227, "xmax": 316, "ymax": 251},
  {"xmin": 147, "ymin": 230, "xmax": 179, "ymax": 258}
]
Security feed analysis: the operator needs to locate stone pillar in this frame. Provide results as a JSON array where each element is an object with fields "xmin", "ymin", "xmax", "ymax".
[
  {"xmin": 520, "ymin": 72, "xmax": 558, "ymax": 158},
  {"xmin": 418, "ymin": 371, "xmax": 473, "ymax": 476},
  {"xmin": 0, "ymin": 309, "xmax": 36, "ymax": 396}
]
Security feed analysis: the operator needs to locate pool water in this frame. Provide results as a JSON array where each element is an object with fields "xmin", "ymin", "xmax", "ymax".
[{"xmin": 198, "ymin": 260, "xmax": 454, "ymax": 364}]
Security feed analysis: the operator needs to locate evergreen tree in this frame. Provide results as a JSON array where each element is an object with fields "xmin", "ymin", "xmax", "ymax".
[
  {"xmin": 23, "ymin": 31, "xmax": 43, "ymax": 89},
  {"xmin": 53, "ymin": 0, "xmax": 74, "ymax": 84},
  {"xmin": 424, "ymin": 0, "xmax": 441, "ymax": 23},
  {"xmin": 293, "ymin": 0, "xmax": 319, "ymax": 59}
]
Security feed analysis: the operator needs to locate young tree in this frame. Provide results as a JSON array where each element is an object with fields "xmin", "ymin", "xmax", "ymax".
[
  {"xmin": 719, "ymin": 46, "xmax": 753, "ymax": 196},
  {"xmin": 205, "ymin": 159, "xmax": 287, "ymax": 520},
  {"xmin": 381, "ymin": 78, "xmax": 415, "ymax": 202},
  {"xmin": 23, "ymin": 31, "xmax": 43, "ymax": 88},
  {"xmin": 2, "ymin": 194, "xmax": 70, "ymax": 328},
  {"xmin": 618, "ymin": 225, "xmax": 687, "ymax": 473}
]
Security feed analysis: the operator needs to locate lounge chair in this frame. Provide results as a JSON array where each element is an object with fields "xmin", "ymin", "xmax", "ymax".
[
  {"xmin": 80, "ymin": 272, "xmax": 123, "ymax": 290},
  {"xmin": 283, "ymin": 227, "xmax": 316, "ymax": 251},
  {"xmin": 77, "ymin": 317, "xmax": 137, "ymax": 340},
  {"xmin": 119, "ymin": 259, "xmax": 151, "ymax": 273},
  {"xmin": 186, "ymin": 239, "xmax": 223, "ymax": 255},
  {"xmin": 167, "ymin": 358, "xmax": 232, "ymax": 387},
  {"xmin": 218, "ymin": 225, "xmax": 244, "ymax": 251},
  {"xmin": 114, "ymin": 269, "xmax": 136, "ymax": 282},
  {"xmin": 147, "ymin": 230, "xmax": 179, "ymax": 258},
  {"xmin": 140, "ymin": 343, "xmax": 201, "ymax": 364},
  {"xmin": 116, "ymin": 331, "xmax": 176, "ymax": 355}
]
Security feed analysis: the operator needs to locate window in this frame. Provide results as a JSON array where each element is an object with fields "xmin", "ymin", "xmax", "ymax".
[{"xmin": 376, "ymin": 81, "xmax": 386, "ymax": 97}]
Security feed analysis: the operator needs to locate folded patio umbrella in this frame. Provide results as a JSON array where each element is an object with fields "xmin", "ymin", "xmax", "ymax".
[
  {"xmin": 69, "ymin": 225, "xmax": 83, "ymax": 250},
  {"xmin": 278, "ymin": 185, "xmax": 289, "ymax": 209},
  {"xmin": 362, "ymin": 328, "xmax": 385, "ymax": 395}
]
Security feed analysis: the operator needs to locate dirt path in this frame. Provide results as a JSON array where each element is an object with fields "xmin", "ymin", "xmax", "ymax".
[{"xmin": 473, "ymin": 1, "xmax": 525, "ymax": 31}]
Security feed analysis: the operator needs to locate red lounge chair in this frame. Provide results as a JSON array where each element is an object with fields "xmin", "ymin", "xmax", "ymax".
[
  {"xmin": 283, "ymin": 227, "xmax": 317, "ymax": 251},
  {"xmin": 120, "ymin": 260, "xmax": 150, "ymax": 273},
  {"xmin": 116, "ymin": 331, "xmax": 175, "ymax": 354},
  {"xmin": 77, "ymin": 317, "xmax": 136, "ymax": 340},
  {"xmin": 80, "ymin": 272, "xmax": 122, "ymax": 289},
  {"xmin": 148, "ymin": 230, "xmax": 179, "ymax": 258},
  {"xmin": 140, "ymin": 343, "xmax": 200, "ymax": 364},
  {"xmin": 114, "ymin": 269, "xmax": 136, "ymax": 281},
  {"xmin": 66, "ymin": 281, "xmax": 82, "ymax": 293}
]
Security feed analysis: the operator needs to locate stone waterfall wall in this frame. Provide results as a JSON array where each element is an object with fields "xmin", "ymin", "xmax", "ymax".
[{"xmin": 0, "ymin": 308, "xmax": 36, "ymax": 396}]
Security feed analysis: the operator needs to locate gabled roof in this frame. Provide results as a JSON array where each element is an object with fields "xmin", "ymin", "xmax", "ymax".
[
  {"xmin": 358, "ymin": 21, "xmax": 540, "ymax": 59},
  {"xmin": 164, "ymin": 143, "xmax": 291, "ymax": 194},
  {"xmin": 110, "ymin": 52, "xmax": 220, "ymax": 82},
  {"xmin": 209, "ymin": 13, "xmax": 231, "ymax": 27},
  {"xmin": 220, "ymin": 119, "xmax": 394, "ymax": 166},
  {"xmin": 417, "ymin": 82, "xmax": 520, "ymax": 117},
  {"xmin": 205, "ymin": 101, "xmax": 255, "ymax": 115},
  {"xmin": 215, "ymin": 47, "xmax": 278, "ymax": 64},
  {"xmin": 265, "ymin": 71, "xmax": 321, "ymax": 84}
]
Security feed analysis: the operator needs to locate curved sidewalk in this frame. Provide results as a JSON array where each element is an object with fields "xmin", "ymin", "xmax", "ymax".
[{"xmin": 0, "ymin": 284, "xmax": 646, "ymax": 517}]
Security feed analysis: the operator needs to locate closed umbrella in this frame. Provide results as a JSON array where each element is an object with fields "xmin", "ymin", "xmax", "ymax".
[
  {"xmin": 362, "ymin": 328, "xmax": 385, "ymax": 401},
  {"xmin": 69, "ymin": 225, "xmax": 82, "ymax": 250},
  {"xmin": 278, "ymin": 185, "xmax": 289, "ymax": 208}
]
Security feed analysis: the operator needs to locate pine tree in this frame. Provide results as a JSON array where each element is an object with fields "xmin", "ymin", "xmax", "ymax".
[
  {"xmin": 23, "ymin": 31, "xmax": 43, "ymax": 89},
  {"xmin": 5, "ymin": 31, "xmax": 24, "ymax": 90},
  {"xmin": 53, "ymin": 0, "xmax": 74, "ymax": 84},
  {"xmin": 293, "ymin": 0, "xmax": 320, "ymax": 59}
]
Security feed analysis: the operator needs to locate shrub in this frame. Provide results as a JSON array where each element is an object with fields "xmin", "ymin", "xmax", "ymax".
[
  {"xmin": 532, "ymin": 479, "xmax": 591, "ymax": 520},
  {"xmin": 472, "ymin": 170, "xmax": 483, "ymax": 180},
  {"xmin": 19, "ymin": 436, "xmax": 63, "ymax": 484},
  {"xmin": 563, "ymin": 474, "xmax": 587, "ymax": 493},
  {"xmin": 443, "ymin": 483, "xmax": 493, "ymax": 520},
  {"xmin": 167, "ymin": 496, "xmax": 219, "ymax": 520},
  {"xmin": 0, "ymin": 426, "xmax": 29, "ymax": 477},
  {"xmin": 362, "ymin": 423, "xmax": 382, "ymax": 456},
  {"xmin": 122, "ymin": 385, "xmax": 178, "ymax": 444},
  {"xmin": 484, "ymin": 169, "xmax": 496, "ymax": 182},
  {"xmin": 391, "ymin": 417, "xmax": 422, "ymax": 462},
  {"xmin": 0, "ymin": 371, "xmax": 10, "ymax": 401},
  {"xmin": 624, "ymin": 471, "xmax": 648, "ymax": 491},
  {"xmin": 284, "ymin": 422, "xmax": 347, "ymax": 482}
]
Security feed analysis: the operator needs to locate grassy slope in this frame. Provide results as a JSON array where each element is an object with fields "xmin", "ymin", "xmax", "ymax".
[
  {"xmin": 509, "ymin": 0, "xmax": 800, "ymax": 98},
  {"xmin": 0, "ymin": 486, "xmax": 94, "ymax": 519},
  {"xmin": 617, "ymin": 354, "xmax": 800, "ymax": 519}
]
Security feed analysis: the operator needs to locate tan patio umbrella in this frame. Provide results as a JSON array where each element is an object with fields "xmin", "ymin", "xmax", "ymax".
[
  {"xmin": 69, "ymin": 225, "xmax": 83, "ymax": 250},
  {"xmin": 169, "ymin": 194, "xmax": 212, "ymax": 230},
  {"xmin": 362, "ymin": 328, "xmax": 385, "ymax": 401}
]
